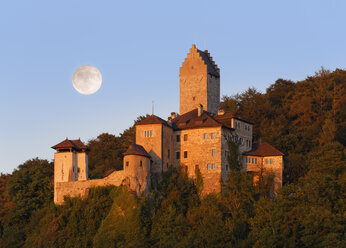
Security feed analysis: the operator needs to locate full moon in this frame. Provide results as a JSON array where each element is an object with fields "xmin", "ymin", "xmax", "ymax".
[{"xmin": 72, "ymin": 65, "xmax": 102, "ymax": 95}]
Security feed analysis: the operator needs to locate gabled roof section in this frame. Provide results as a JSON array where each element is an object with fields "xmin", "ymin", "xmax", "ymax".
[
  {"xmin": 136, "ymin": 114, "xmax": 170, "ymax": 127},
  {"xmin": 172, "ymin": 108, "xmax": 233, "ymax": 130},
  {"xmin": 196, "ymin": 48, "xmax": 220, "ymax": 78},
  {"xmin": 244, "ymin": 142, "xmax": 284, "ymax": 156},
  {"xmin": 214, "ymin": 112, "xmax": 254, "ymax": 125},
  {"xmin": 51, "ymin": 138, "xmax": 88, "ymax": 152},
  {"xmin": 123, "ymin": 144, "xmax": 151, "ymax": 158}
]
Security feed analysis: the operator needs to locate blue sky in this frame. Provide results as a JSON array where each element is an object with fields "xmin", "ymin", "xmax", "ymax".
[{"xmin": 1, "ymin": 0, "xmax": 345, "ymax": 173}]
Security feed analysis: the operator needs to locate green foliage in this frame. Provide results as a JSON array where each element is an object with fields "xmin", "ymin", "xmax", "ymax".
[
  {"xmin": 0, "ymin": 158, "xmax": 53, "ymax": 248},
  {"xmin": 87, "ymin": 115, "xmax": 147, "ymax": 179},
  {"xmin": 93, "ymin": 186, "xmax": 150, "ymax": 248},
  {"xmin": 0, "ymin": 69, "xmax": 345, "ymax": 247}
]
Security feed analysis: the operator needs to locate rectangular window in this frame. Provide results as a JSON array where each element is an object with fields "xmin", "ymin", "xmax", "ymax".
[
  {"xmin": 176, "ymin": 151, "xmax": 180, "ymax": 160},
  {"xmin": 168, "ymin": 149, "xmax": 170, "ymax": 159},
  {"xmin": 251, "ymin": 158, "xmax": 254, "ymax": 164},
  {"xmin": 140, "ymin": 161, "xmax": 142, "ymax": 167},
  {"xmin": 270, "ymin": 158, "xmax": 272, "ymax": 164},
  {"xmin": 266, "ymin": 158, "xmax": 269, "ymax": 164},
  {"xmin": 211, "ymin": 133, "xmax": 215, "ymax": 139},
  {"xmin": 255, "ymin": 158, "xmax": 257, "ymax": 164},
  {"xmin": 204, "ymin": 133, "xmax": 208, "ymax": 139},
  {"xmin": 207, "ymin": 164, "xmax": 216, "ymax": 170},
  {"xmin": 212, "ymin": 149, "xmax": 216, "ymax": 157},
  {"xmin": 184, "ymin": 134, "xmax": 188, "ymax": 141},
  {"xmin": 126, "ymin": 161, "xmax": 129, "ymax": 166},
  {"xmin": 248, "ymin": 157, "xmax": 251, "ymax": 163},
  {"xmin": 176, "ymin": 135, "xmax": 180, "ymax": 142},
  {"xmin": 144, "ymin": 130, "xmax": 153, "ymax": 137},
  {"xmin": 184, "ymin": 151, "xmax": 188, "ymax": 158}
]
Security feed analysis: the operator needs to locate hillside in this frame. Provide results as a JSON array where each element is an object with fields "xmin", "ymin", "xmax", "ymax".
[{"xmin": 0, "ymin": 68, "xmax": 345, "ymax": 247}]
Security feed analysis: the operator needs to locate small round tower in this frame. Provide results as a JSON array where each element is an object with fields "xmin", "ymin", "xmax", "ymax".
[{"xmin": 123, "ymin": 144, "xmax": 151, "ymax": 194}]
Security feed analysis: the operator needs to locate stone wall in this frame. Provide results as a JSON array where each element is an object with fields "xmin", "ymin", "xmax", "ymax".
[
  {"xmin": 244, "ymin": 155, "xmax": 283, "ymax": 194},
  {"xmin": 180, "ymin": 46, "xmax": 208, "ymax": 115},
  {"xmin": 232, "ymin": 118, "xmax": 253, "ymax": 154},
  {"xmin": 207, "ymin": 74, "xmax": 220, "ymax": 114},
  {"xmin": 136, "ymin": 124, "xmax": 163, "ymax": 175},
  {"xmin": 55, "ymin": 155, "xmax": 151, "ymax": 204},
  {"xmin": 178, "ymin": 127, "xmax": 223, "ymax": 195}
]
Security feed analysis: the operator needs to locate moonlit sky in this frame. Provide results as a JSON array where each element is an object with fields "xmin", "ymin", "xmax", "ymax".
[{"xmin": 1, "ymin": 0, "xmax": 345, "ymax": 173}]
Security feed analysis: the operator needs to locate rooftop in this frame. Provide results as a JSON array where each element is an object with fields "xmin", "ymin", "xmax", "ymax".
[
  {"xmin": 244, "ymin": 142, "xmax": 284, "ymax": 156},
  {"xmin": 123, "ymin": 144, "xmax": 151, "ymax": 158},
  {"xmin": 51, "ymin": 138, "xmax": 89, "ymax": 152}
]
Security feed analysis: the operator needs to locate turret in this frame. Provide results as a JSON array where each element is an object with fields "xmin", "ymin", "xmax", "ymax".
[{"xmin": 51, "ymin": 138, "xmax": 89, "ymax": 202}]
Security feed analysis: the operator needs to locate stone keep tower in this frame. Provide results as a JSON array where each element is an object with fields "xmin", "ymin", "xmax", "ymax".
[{"xmin": 180, "ymin": 44, "xmax": 220, "ymax": 115}]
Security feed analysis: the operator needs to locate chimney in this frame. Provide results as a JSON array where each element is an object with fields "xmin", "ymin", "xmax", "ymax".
[
  {"xmin": 198, "ymin": 104, "xmax": 203, "ymax": 116},
  {"xmin": 218, "ymin": 109, "xmax": 225, "ymax": 115},
  {"xmin": 171, "ymin": 112, "xmax": 177, "ymax": 120}
]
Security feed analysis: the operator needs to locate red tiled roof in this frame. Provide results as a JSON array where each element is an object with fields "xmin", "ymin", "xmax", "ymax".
[
  {"xmin": 244, "ymin": 142, "xmax": 284, "ymax": 156},
  {"xmin": 214, "ymin": 112, "xmax": 253, "ymax": 125},
  {"xmin": 51, "ymin": 138, "xmax": 88, "ymax": 151},
  {"xmin": 136, "ymin": 115, "xmax": 169, "ymax": 126},
  {"xmin": 172, "ymin": 108, "xmax": 233, "ymax": 131},
  {"xmin": 123, "ymin": 144, "xmax": 151, "ymax": 158}
]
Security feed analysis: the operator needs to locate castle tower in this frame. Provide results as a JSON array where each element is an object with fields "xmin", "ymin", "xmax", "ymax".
[
  {"xmin": 123, "ymin": 144, "xmax": 151, "ymax": 195},
  {"xmin": 180, "ymin": 44, "xmax": 220, "ymax": 115},
  {"xmin": 51, "ymin": 138, "xmax": 89, "ymax": 202}
]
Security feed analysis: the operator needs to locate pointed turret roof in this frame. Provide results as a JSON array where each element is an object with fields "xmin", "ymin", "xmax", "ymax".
[
  {"xmin": 123, "ymin": 144, "xmax": 151, "ymax": 158},
  {"xmin": 51, "ymin": 138, "xmax": 89, "ymax": 152}
]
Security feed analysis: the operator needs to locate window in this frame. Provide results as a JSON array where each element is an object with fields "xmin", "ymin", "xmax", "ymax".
[
  {"xmin": 176, "ymin": 135, "xmax": 180, "ymax": 142},
  {"xmin": 266, "ymin": 158, "xmax": 269, "ymax": 164},
  {"xmin": 140, "ymin": 161, "xmax": 142, "ymax": 167},
  {"xmin": 212, "ymin": 149, "xmax": 216, "ymax": 157},
  {"xmin": 270, "ymin": 158, "xmax": 272, "ymax": 164},
  {"xmin": 211, "ymin": 133, "xmax": 215, "ymax": 139},
  {"xmin": 126, "ymin": 161, "xmax": 129, "ymax": 166},
  {"xmin": 168, "ymin": 149, "xmax": 170, "ymax": 159},
  {"xmin": 184, "ymin": 134, "xmax": 188, "ymax": 141},
  {"xmin": 184, "ymin": 151, "xmax": 188, "ymax": 158},
  {"xmin": 144, "ymin": 130, "xmax": 153, "ymax": 137},
  {"xmin": 255, "ymin": 158, "xmax": 257, "ymax": 164},
  {"xmin": 207, "ymin": 164, "xmax": 216, "ymax": 170},
  {"xmin": 176, "ymin": 151, "xmax": 180, "ymax": 160},
  {"xmin": 204, "ymin": 133, "xmax": 208, "ymax": 139},
  {"xmin": 252, "ymin": 157, "xmax": 254, "ymax": 164}
]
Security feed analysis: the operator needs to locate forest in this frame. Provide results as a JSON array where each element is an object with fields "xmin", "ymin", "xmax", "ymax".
[{"xmin": 0, "ymin": 68, "xmax": 345, "ymax": 247}]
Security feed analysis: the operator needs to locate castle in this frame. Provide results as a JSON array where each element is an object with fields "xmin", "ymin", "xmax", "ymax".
[{"xmin": 52, "ymin": 45, "xmax": 284, "ymax": 204}]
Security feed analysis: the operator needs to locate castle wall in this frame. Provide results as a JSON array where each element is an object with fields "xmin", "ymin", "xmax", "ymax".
[
  {"xmin": 54, "ymin": 170, "xmax": 125, "ymax": 204},
  {"xmin": 77, "ymin": 153, "xmax": 88, "ymax": 180},
  {"xmin": 136, "ymin": 124, "xmax": 163, "ymax": 175},
  {"xmin": 207, "ymin": 74, "xmax": 220, "ymax": 114},
  {"xmin": 232, "ymin": 119, "xmax": 253, "ymax": 154},
  {"xmin": 162, "ymin": 125, "xmax": 173, "ymax": 172},
  {"xmin": 178, "ymin": 127, "xmax": 223, "ymax": 195},
  {"xmin": 244, "ymin": 155, "xmax": 283, "ymax": 194},
  {"xmin": 55, "ymin": 154, "xmax": 151, "ymax": 204}
]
